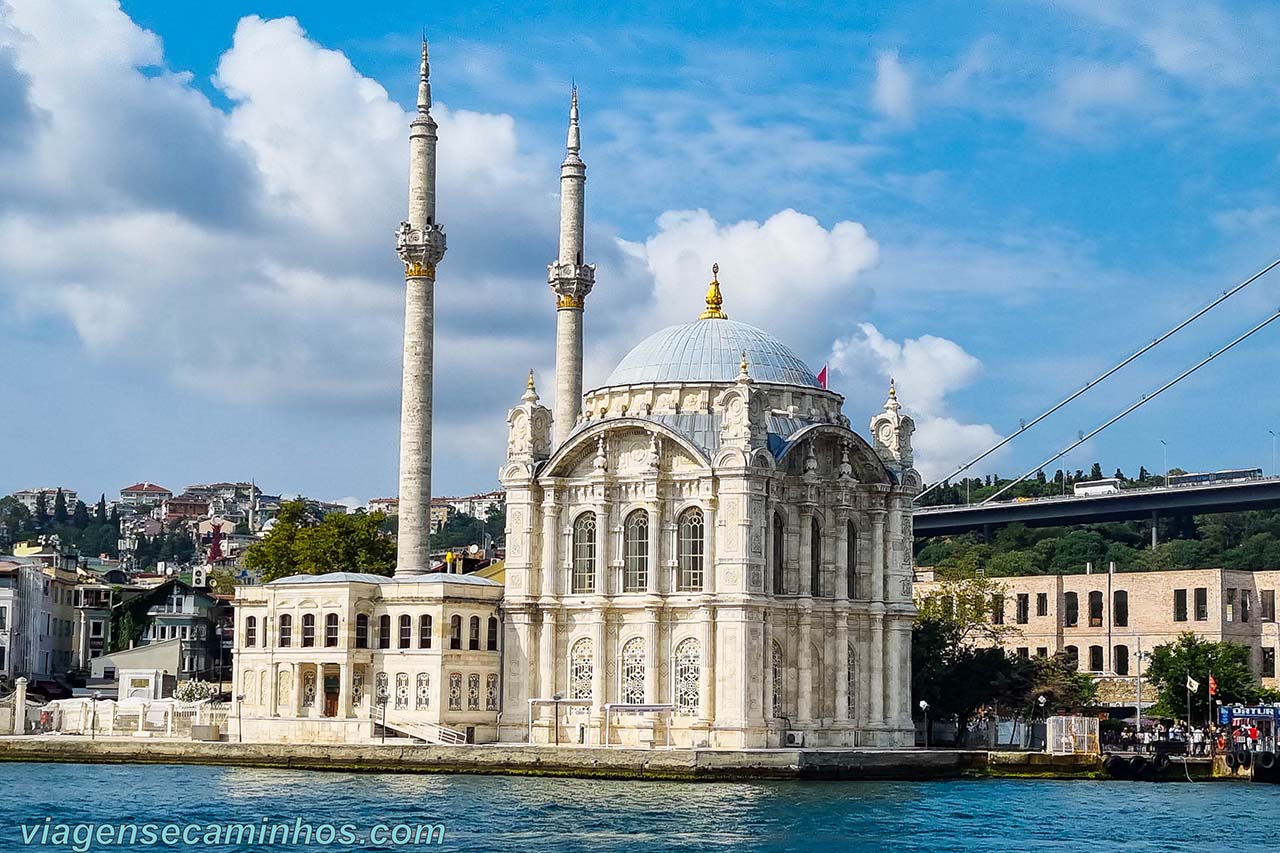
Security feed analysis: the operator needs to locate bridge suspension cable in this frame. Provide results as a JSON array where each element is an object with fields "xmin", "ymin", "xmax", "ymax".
[
  {"xmin": 916, "ymin": 254, "xmax": 1280, "ymax": 500},
  {"xmin": 980, "ymin": 307, "xmax": 1280, "ymax": 505}
]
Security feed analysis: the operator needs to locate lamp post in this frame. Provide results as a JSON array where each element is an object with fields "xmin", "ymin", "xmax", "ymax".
[
  {"xmin": 91, "ymin": 691, "xmax": 101, "ymax": 741},
  {"xmin": 919, "ymin": 700, "xmax": 930, "ymax": 749},
  {"xmin": 378, "ymin": 696, "xmax": 388, "ymax": 744},
  {"xmin": 1135, "ymin": 644, "xmax": 1152, "ymax": 747},
  {"xmin": 235, "ymin": 694, "xmax": 245, "ymax": 743},
  {"xmin": 1270, "ymin": 430, "xmax": 1277, "ymax": 477},
  {"xmin": 1159, "ymin": 439, "xmax": 1169, "ymax": 487},
  {"xmin": 552, "ymin": 692, "xmax": 563, "ymax": 747}
]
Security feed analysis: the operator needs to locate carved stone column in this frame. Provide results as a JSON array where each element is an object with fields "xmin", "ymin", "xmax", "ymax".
[
  {"xmin": 796, "ymin": 610, "xmax": 812, "ymax": 723},
  {"xmin": 835, "ymin": 615, "xmax": 849, "ymax": 724}
]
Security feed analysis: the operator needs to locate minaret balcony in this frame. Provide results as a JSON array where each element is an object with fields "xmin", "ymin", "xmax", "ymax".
[
  {"xmin": 547, "ymin": 262, "xmax": 596, "ymax": 303},
  {"xmin": 397, "ymin": 221, "xmax": 448, "ymax": 274}
]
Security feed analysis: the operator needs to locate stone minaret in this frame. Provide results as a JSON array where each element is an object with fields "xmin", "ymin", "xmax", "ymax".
[
  {"xmin": 548, "ymin": 87, "xmax": 596, "ymax": 447},
  {"xmin": 394, "ymin": 38, "xmax": 447, "ymax": 578}
]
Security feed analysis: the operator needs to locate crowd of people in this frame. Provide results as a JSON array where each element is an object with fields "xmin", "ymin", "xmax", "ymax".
[{"xmin": 1114, "ymin": 721, "xmax": 1274, "ymax": 755}]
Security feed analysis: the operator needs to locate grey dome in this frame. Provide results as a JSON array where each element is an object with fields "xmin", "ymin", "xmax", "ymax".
[{"xmin": 602, "ymin": 319, "xmax": 821, "ymax": 389}]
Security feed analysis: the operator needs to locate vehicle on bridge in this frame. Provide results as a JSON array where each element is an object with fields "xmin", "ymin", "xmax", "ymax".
[
  {"xmin": 1169, "ymin": 468, "xmax": 1263, "ymax": 487},
  {"xmin": 1073, "ymin": 478, "xmax": 1122, "ymax": 496}
]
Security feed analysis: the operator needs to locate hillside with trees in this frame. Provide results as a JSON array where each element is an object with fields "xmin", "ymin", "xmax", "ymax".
[{"xmin": 915, "ymin": 464, "xmax": 1280, "ymax": 577}]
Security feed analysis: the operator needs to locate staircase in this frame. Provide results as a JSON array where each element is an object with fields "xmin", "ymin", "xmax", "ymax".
[{"xmin": 381, "ymin": 712, "xmax": 467, "ymax": 745}]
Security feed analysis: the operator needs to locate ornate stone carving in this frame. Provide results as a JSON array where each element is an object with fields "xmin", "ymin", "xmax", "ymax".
[
  {"xmin": 869, "ymin": 380, "xmax": 915, "ymax": 470},
  {"xmin": 396, "ymin": 220, "xmax": 447, "ymax": 275}
]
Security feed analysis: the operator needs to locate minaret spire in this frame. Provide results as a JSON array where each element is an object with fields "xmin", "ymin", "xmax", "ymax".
[
  {"xmin": 548, "ymin": 86, "xmax": 596, "ymax": 446},
  {"xmin": 394, "ymin": 34, "xmax": 448, "ymax": 578}
]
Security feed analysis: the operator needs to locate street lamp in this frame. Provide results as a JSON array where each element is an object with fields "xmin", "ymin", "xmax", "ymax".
[
  {"xmin": 235, "ymin": 694, "xmax": 245, "ymax": 743},
  {"xmin": 378, "ymin": 696, "xmax": 388, "ymax": 744},
  {"xmin": 919, "ymin": 700, "xmax": 931, "ymax": 749},
  {"xmin": 1270, "ymin": 430, "xmax": 1277, "ymax": 477},
  {"xmin": 1159, "ymin": 439, "xmax": 1169, "ymax": 488},
  {"xmin": 552, "ymin": 692, "xmax": 564, "ymax": 747},
  {"xmin": 1135, "ymin": 647, "xmax": 1152, "ymax": 742}
]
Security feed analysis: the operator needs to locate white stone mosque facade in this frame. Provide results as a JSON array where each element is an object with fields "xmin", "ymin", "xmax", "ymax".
[{"xmin": 231, "ymin": 43, "xmax": 920, "ymax": 749}]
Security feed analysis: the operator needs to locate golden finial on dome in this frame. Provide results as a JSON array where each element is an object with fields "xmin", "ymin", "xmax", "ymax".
[
  {"xmin": 888, "ymin": 378, "xmax": 897, "ymax": 399},
  {"xmin": 700, "ymin": 262, "xmax": 727, "ymax": 320},
  {"xmin": 527, "ymin": 369, "xmax": 536, "ymax": 390}
]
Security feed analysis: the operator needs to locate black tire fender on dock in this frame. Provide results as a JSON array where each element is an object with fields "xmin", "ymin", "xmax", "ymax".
[
  {"xmin": 1236, "ymin": 749, "xmax": 1252, "ymax": 769},
  {"xmin": 1128, "ymin": 755, "xmax": 1148, "ymax": 775},
  {"xmin": 1224, "ymin": 751, "xmax": 1238, "ymax": 770},
  {"xmin": 1257, "ymin": 751, "xmax": 1276, "ymax": 770},
  {"xmin": 1154, "ymin": 753, "xmax": 1170, "ymax": 771}
]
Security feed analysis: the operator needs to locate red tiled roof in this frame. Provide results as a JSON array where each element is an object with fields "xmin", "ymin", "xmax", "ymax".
[{"xmin": 122, "ymin": 482, "xmax": 171, "ymax": 493}]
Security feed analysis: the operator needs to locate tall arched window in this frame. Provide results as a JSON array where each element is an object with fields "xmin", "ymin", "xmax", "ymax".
[
  {"xmin": 324, "ymin": 613, "xmax": 339, "ymax": 647},
  {"xmin": 278, "ymin": 614, "xmax": 292, "ymax": 647},
  {"xmin": 1088, "ymin": 591, "xmax": 1104, "ymax": 627},
  {"xmin": 377, "ymin": 615, "xmax": 391, "ymax": 649},
  {"xmin": 846, "ymin": 521, "xmax": 858, "ymax": 599},
  {"xmin": 1114, "ymin": 590, "xmax": 1129, "ymax": 627},
  {"xmin": 301, "ymin": 613, "xmax": 316, "ymax": 647},
  {"xmin": 449, "ymin": 615, "xmax": 462, "ymax": 650},
  {"xmin": 673, "ymin": 637, "xmax": 701, "ymax": 715},
  {"xmin": 469, "ymin": 615, "xmax": 481, "ymax": 650},
  {"xmin": 419, "ymin": 614, "xmax": 432, "ymax": 649},
  {"xmin": 810, "ymin": 516, "xmax": 823, "ymax": 597},
  {"xmin": 487, "ymin": 616, "xmax": 499, "ymax": 651},
  {"xmin": 1114, "ymin": 644, "xmax": 1130, "ymax": 676},
  {"xmin": 1063, "ymin": 592, "xmax": 1079, "ymax": 627},
  {"xmin": 770, "ymin": 640, "xmax": 783, "ymax": 718},
  {"xmin": 620, "ymin": 637, "xmax": 645, "ymax": 705},
  {"xmin": 1063, "ymin": 645, "xmax": 1079, "ymax": 670},
  {"xmin": 415, "ymin": 673, "xmax": 430, "ymax": 709},
  {"xmin": 244, "ymin": 616, "xmax": 257, "ymax": 648},
  {"xmin": 772, "ymin": 514, "xmax": 785, "ymax": 595},
  {"xmin": 569, "ymin": 638, "xmax": 593, "ymax": 700},
  {"xmin": 572, "ymin": 513, "xmax": 597, "ymax": 594},
  {"xmin": 623, "ymin": 510, "xmax": 649, "ymax": 593},
  {"xmin": 398, "ymin": 614, "xmax": 412, "ymax": 649},
  {"xmin": 355, "ymin": 614, "xmax": 369, "ymax": 649},
  {"xmin": 677, "ymin": 507, "xmax": 705, "ymax": 592},
  {"xmin": 847, "ymin": 643, "xmax": 857, "ymax": 719},
  {"xmin": 1088, "ymin": 644, "xmax": 1104, "ymax": 672}
]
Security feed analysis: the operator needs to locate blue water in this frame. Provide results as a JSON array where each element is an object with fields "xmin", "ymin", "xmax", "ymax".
[{"xmin": 2, "ymin": 762, "xmax": 1277, "ymax": 852}]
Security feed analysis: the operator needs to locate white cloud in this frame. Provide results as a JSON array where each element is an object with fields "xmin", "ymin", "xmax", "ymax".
[
  {"xmin": 872, "ymin": 50, "xmax": 915, "ymax": 123},
  {"xmin": 829, "ymin": 323, "xmax": 1001, "ymax": 481}
]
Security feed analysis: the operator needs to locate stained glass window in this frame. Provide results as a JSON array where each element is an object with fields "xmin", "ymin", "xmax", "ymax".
[
  {"xmin": 416, "ymin": 673, "xmax": 430, "ymax": 709},
  {"xmin": 674, "ymin": 637, "xmax": 701, "ymax": 715},
  {"xmin": 572, "ymin": 513, "xmax": 597, "ymax": 593},
  {"xmin": 569, "ymin": 637, "xmax": 593, "ymax": 700},
  {"xmin": 677, "ymin": 508, "xmax": 705, "ymax": 592},
  {"xmin": 621, "ymin": 637, "xmax": 645, "ymax": 705},
  {"xmin": 623, "ymin": 511, "xmax": 649, "ymax": 593}
]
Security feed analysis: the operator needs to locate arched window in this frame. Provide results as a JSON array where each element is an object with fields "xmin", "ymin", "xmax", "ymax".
[
  {"xmin": 1064, "ymin": 645, "xmax": 1079, "ymax": 671},
  {"xmin": 1088, "ymin": 644, "xmax": 1104, "ymax": 672},
  {"xmin": 244, "ymin": 616, "xmax": 257, "ymax": 648},
  {"xmin": 572, "ymin": 513, "xmax": 597, "ymax": 594},
  {"xmin": 1063, "ymin": 592, "xmax": 1079, "ymax": 627},
  {"xmin": 415, "ymin": 673, "xmax": 430, "ymax": 709},
  {"xmin": 677, "ymin": 507, "xmax": 705, "ymax": 592},
  {"xmin": 324, "ymin": 613, "xmax": 339, "ymax": 647},
  {"xmin": 846, "ymin": 521, "xmax": 858, "ymax": 599},
  {"xmin": 772, "ymin": 514, "xmax": 785, "ymax": 595},
  {"xmin": 770, "ymin": 640, "xmax": 783, "ymax": 718},
  {"xmin": 419, "ymin": 614, "xmax": 432, "ymax": 649},
  {"xmin": 1088, "ymin": 591, "xmax": 1104, "ymax": 627},
  {"xmin": 449, "ymin": 615, "xmax": 462, "ymax": 650},
  {"xmin": 469, "ymin": 615, "xmax": 481, "ymax": 650},
  {"xmin": 377, "ymin": 615, "xmax": 391, "ymax": 649},
  {"xmin": 355, "ymin": 614, "xmax": 369, "ymax": 649},
  {"xmin": 1114, "ymin": 590, "xmax": 1129, "ymax": 627},
  {"xmin": 673, "ymin": 637, "xmax": 701, "ymax": 715},
  {"xmin": 620, "ymin": 637, "xmax": 645, "ymax": 705},
  {"xmin": 395, "ymin": 672, "xmax": 409, "ymax": 710},
  {"xmin": 301, "ymin": 613, "xmax": 316, "ymax": 647},
  {"xmin": 847, "ymin": 643, "xmax": 857, "ymax": 719},
  {"xmin": 278, "ymin": 614, "xmax": 292, "ymax": 647},
  {"xmin": 398, "ymin": 614, "xmax": 412, "ymax": 649},
  {"xmin": 374, "ymin": 671, "xmax": 389, "ymax": 703},
  {"xmin": 810, "ymin": 516, "xmax": 823, "ymax": 597},
  {"xmin": 623, "ymin": 510, "xmax": 649, "ymax": 593},
  {"xmin": 569, "ymin": 638, "xmax": 593, "ymax": 700},
  {"xmin": 487, "ymin": 616, "xmax": 499, "ymax": 651},
  {"xmin": 1114, "ymin": 644, "xmax": 1130, "ymax": 676}
]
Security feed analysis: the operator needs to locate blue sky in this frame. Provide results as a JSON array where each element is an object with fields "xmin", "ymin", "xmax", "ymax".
[{"xmin": 4, "ymin": 0, "xmax": 1280, "ymax": 506}]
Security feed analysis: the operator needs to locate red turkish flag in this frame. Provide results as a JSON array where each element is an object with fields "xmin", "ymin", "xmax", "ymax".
[
  {"xmin": 1209, "ymin": 675, "xmax": 1218, "ymax": 696},
  {"xmin": 817, "ymin": 365, "xmax": 828, "ymax": 389}
]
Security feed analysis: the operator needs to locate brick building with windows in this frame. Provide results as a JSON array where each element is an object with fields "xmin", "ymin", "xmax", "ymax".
[{"xmin": 915, "ymin": 567, "xmax": 1280, "ymax": 710}]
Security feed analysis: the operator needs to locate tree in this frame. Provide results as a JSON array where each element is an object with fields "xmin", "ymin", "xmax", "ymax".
[
  {"xmin": 1144, "ymin": 634, "xmax": 1263, "ymax": 721},
  {"xmin": 242, "ymin": 500, "xmax": 395, "ymax": 582},
  {"xmin": 0, "ymin": 496, "xmax": 32, "ymax": 545},
  {"xmin": 53, "ymin": 488, "xmax": 68, "ymax": 525},
  {"xmin": 95, "ymin": 494, "xmax": 108, "ymax": 524},
  {"xmin": 1089, "ymin": 462, "xmax": 1104, "ymax": 480},
  {"xmin": 34, "ymin": 491, "xmax": 48, "ymax": 527},
  {"xmin": 72, "ymin": 500, "xmax": 90, "ymax": 528}
]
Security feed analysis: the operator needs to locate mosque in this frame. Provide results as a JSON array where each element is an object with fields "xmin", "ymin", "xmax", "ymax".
[{"xmin": 231, "ymin": 42, "xmax": 919, "ymax": 749}]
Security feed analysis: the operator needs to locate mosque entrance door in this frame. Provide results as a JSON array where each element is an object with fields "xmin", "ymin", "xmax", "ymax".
[{"xmin": 323, "ymin": 673, "xmax": 340, "ymax": 717}]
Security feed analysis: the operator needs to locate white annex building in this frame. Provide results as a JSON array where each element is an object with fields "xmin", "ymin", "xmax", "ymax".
[{"xmin": 231, "ymin": 42, "xmax": 920, "ymax": 748}]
